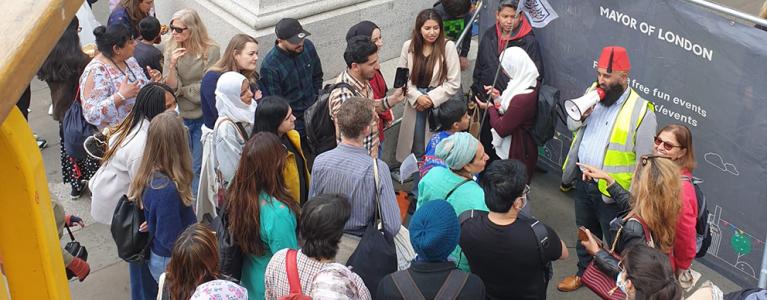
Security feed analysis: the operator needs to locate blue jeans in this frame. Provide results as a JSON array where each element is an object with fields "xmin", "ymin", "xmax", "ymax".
[
  {"xmin": 129, "ymin": 261, "xmax": 158, "ymax": 300},
  {"xmin": 184, "ymin": 117, "xmax": 203, "ymax": 198},
  {"xmin": 148, "ymin": 251, "xmax": 171, "ymax": 282},
  {"xmin": 574, "ymin": 179, "xmax": 619, "ymax": 276},
  {"xmin": 410, "ymin": 110, "xmax": 429, "ymax": 199}
]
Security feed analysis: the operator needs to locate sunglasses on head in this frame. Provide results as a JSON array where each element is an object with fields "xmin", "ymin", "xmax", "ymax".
[
  {"xmin": 169, "ymin": 25, "xmax": 188, "ymax": 34},
  {"xmin": 654, "ymin": 136, "xmax": 683, "ymax": 151}
]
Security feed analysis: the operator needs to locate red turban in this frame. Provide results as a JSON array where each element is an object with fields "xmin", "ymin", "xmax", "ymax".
[{"xmin": 598, "ymin": 46, "xmax": 631, "ymax": 73}]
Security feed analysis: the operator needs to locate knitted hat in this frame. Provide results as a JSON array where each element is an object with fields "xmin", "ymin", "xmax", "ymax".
[
  {"xmin": 408, "ymin": 200, "xmax": 460, "ymax": 262},
  {"xmin": 435, "ymin": 132, "xmax": 479, "ymax": 170}
]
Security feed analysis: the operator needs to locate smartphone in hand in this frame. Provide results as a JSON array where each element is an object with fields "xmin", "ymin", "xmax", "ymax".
[
  {"xmin": 578, "ymin": 226, "xmax": 589, "ymax": 242},
  {"xmin": 394, "ymin": 67, "xmax": 409, "ymax": 88}
]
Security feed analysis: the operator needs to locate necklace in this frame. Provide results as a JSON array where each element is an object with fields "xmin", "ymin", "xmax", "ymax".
[{"xmin": 107, "ymin": 56, "xmax": 137, "ymax": 82}]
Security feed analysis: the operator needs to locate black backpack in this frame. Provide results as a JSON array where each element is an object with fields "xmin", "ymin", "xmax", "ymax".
[
  {"xmin": 683, "ymin": 176, "xmax": 712, "ymax": 258},
  {"xmin": 527, "ymin": 84, "xmax": 562, "ymax": 146},
  {"xmin": 303, "ymin": 82, "xmax": 359, "ymax": 156},
  {"xmin": 458, "ymin": 210, "xmax": 553, "ymax": 282}
]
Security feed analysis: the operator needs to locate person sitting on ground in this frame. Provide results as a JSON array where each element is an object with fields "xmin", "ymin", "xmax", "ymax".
[
  {"xmin": 157, "ymin": 223, "xmax": 247, "ymax": 300},
  {"xmin": 264, "ymin": 193, "xmax": 369, "ymax": 299},
  {"xmin": 416, "ymin": 132, "xmax": 489, "ymax": 272},
  {"xmin": 227, "ymin": 132, "xmax": 300, "ymax": 299},
  {"xmin": 129, "ymin": 111, "xmax": 197, "ymax": 282},
  {"xmin": 308, "ymin": 97, "xmax": 401, "ymax": 264},
  {"xmin": 134, "ymin": 16, "xmax": 163, "ymax": 78},
  {"xmin": 419, "ymin": 99, "xmax": 469, "ymax": 177},
  {"xmin": 253, "ymin": 96, "xmax": 310, "ymax": 205},
  {"xmin": 377, "ymin": 200, "xmax": 485, "ymax": 299},
  {"xmin": 460, "ymin": 159, "xmax": 568, "ymax": 299},
  {"xmin": 579, "ymin": 156, "xmax": 682, "ymax": 282},
  {"xmin": 616, "ymin": 244, "xmax": 684, "ymax": 300}
]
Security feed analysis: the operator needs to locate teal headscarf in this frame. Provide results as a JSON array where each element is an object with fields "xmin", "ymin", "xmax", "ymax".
[{"xmin": 435, "ymin": 132, "xmax": 479, "ymax": 170}]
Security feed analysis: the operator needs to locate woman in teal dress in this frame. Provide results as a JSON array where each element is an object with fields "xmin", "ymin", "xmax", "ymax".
[{"xmin": 224, "ymin": 132, "xmax": 300, "ymax": 299}]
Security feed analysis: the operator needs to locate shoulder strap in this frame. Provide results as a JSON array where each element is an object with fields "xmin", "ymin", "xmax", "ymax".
[
  {"xmin": 333, "ymin": 81, "xmax": 361, "ymax": 97},
  {"xmin": 529, "ymin": 218, "xmax": 553, "ymax": 280},
  {"xmin": 445, "ymin": 179, "xmax": 471, "ymax": 200},
  {"xmin": 628, "ymin": 215, "xmax": 655, "ymax": 247},
  {"xmin": 285, "ymin": 249, "xmax": 302, "ymax": 294},
  {"xmin": 434, "ymin": 270, "xmax": 470, "ymax": 300},
  {"xmin": 458, "ymin": 209, "xmax": 487, "ymax": 225},
  {"xmin": 391, "ymin": 270, "xmax": 426, "ymax": 300},
  {"xmin": 372, "ymin": 157, "xmax": 383, "ymax": 226},
  {"xmin": 233, "ymin": 122, "xmax": 249, "ymax": 140}
]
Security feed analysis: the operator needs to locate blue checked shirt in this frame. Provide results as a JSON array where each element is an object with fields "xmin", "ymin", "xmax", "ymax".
[{"xmin": 259, "ymin": 39, "xmax": 324, "ymax": 115}]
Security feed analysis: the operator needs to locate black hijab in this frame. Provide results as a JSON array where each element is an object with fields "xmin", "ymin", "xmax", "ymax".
[{"xmin": 345, "ymin": 21, "xmax": 379, "ymax": 42}]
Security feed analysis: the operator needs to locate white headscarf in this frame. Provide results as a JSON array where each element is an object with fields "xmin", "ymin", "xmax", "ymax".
[
  {"xmin": 215, "ymin": 72, "xmax": 256, "ymax": 124},
  {"xmin": 491, "ymin": 47, "xmax": 539, "ymax": 159}
]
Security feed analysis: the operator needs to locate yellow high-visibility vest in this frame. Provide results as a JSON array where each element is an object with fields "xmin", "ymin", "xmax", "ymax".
[{"xmin": 562, "ymin": 85, "xmax": 654, "ymax": 197}]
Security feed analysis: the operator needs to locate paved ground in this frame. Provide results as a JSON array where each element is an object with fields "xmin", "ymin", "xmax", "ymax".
[{"xmin": 23, "ymin": 0, "xmax": 760, "ymax": 298}]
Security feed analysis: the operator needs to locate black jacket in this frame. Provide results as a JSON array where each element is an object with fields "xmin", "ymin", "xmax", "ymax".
[
  {"xmin": 471, "ymin": 25, "xmax": 544, "ymax": 96},
  {"xmin": 376, "ymin": 261, "xmax": 486, "ymax": 299},
  {"xmin": 593, "ymin": 183, "xmax": 650, "ymax": 279}
]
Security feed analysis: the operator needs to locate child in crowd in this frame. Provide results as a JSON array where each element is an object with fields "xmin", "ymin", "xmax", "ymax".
[
  {"xmin": 134, "ymin": 16, "xmax": 164, "ymax": 78},
  {"xmin": 419, "ymin": 99, "xmax": 470, "ymax": 176}
]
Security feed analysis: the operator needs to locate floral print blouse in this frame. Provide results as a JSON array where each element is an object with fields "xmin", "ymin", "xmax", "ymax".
[{"xmin": 79, "ymin": 57, "xmax": 148, "ymax": 129}]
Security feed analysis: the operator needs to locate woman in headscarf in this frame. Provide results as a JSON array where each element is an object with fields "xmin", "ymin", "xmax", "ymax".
[
  {"xmin": 475, "ymin": 46, "xmax": 539, "ymax": 182},
  {"xmin": 346, "ymin": 21, "xmax": 393, "ymax": 153},
  {"xmin": 415, "ymin": 132, "xmax": 489, "ymax": 271},
  {"xmin": 197, "ymin": 72, "xmax": 255, "ymax": 217}
]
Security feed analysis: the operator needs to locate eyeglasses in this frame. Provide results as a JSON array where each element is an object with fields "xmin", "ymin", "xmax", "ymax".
[
  {"xmin": 654, "ymin": 136, "xmax": 683, "ymax": 151},
  {"xmin": 169, "ymin": 25, "xmax": 189, "ymax": 34}
]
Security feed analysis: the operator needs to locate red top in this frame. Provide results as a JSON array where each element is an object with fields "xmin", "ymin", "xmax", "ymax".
[
  {"xmin": 370, "ymin": 70, "xmax": 393, "ymax": 142},
  {"xmin": 487, "ymin": 89, "xmax": 538, "ymax": 182},
  {"xmin": 672, "ymin": 168, "xmax": 699, "ymax": 271}
]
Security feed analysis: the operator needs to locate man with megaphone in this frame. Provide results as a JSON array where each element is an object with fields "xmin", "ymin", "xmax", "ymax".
[{"xmin": 557, "ymin": 46, "xmax": 657, "ymax": 292}]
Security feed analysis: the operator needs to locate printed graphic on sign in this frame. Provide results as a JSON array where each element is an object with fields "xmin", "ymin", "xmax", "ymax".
[
  {"xmin": 704, "ymin": 152, "xmax": 740, "ymax": 176},
  {"xmin": 706, "ymin": 205, "xmax": 764, "ymax": 279}
]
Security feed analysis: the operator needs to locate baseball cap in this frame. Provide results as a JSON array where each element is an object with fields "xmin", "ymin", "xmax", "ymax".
[{"xmin": 275, "ymin": 18, "xmax": 311, "ymax": 44}]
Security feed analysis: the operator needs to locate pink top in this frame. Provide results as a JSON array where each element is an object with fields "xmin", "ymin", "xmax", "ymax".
[{"xmin": 673, "ymin": 168, "xmax": 699, "ymax": 270}]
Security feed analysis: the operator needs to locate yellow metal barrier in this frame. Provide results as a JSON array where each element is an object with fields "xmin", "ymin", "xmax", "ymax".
[{"xmin": 0, "ymin": 0, "xmax": 82, "ymax": 298}]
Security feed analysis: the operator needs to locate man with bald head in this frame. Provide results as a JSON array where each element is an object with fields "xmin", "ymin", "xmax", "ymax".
[{"xmin": 558, "ymin": 46, "xmax": 657, "ymax": 292}]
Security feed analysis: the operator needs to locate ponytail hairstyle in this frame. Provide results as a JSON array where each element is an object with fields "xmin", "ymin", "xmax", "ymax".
[{"xmin": 623, "ymin": 244, "xmax": 683, "ymax": 300}]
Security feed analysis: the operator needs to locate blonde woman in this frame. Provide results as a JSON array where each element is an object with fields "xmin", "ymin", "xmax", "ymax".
[
  {"xmin": 128, "ymin": 111, "xmax": 196, "ymax": 282},
  {"xmin": 164, "ymin": 9, "xmax": 221, "ymax": 197},
  {"xmin": 579, "ymin": 156, "xmax": 682, "ymax": 281}
]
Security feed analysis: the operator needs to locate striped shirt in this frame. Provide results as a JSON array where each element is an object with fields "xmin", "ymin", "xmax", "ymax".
[
  {"xmin": 328, "ymin": 70, "xmax": 389, "ymax": 158},
  {"xmin": 308, "ymin": 143, "xmax": 401, "ymax": 237},
  {"xmin": 577, "ymin": 88, "xmax": 630, "ymax": 169}
]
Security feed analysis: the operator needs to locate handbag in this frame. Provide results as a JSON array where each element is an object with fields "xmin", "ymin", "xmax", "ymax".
[
  {"xmin": 582, "ymin": 216, "xmax": 652, "ymax": 300},
  {"xmin": 210, "ymin": 203, "xmax": 244, "ymax": 280},
  {"xmin": 346, "ymin": 157, "xmax": 397, "ymax": 296},
  {"xmin": 110, "ymin": 195, "xmax": 151, "ymax": 263},
  {"xmin": 278, "ymin": 249, "xmax": 312, "ymax": 300},
  {"xmin": 63, "ymin": 224, "xmax": 88, "ymax": 280},
  {"xmin": 466, "ymin": 101, "xmax": 482, "ymax": 139},
  {"xmin": 63, "ymin": 88, "xmax": 98, "ymax": 160}
]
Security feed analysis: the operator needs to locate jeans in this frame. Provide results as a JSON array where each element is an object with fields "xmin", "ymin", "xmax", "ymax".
[
  {"xmin": 184, "ymin": 117, "xmax": 204, "ymax": 198},
  {"xmin": 129, "ymin": 261, "xmax": 158, "ymax": 300},
  {"xmin": 148, "ymin": 251, "xmax": 171, "ymax": 282},
  {"xmin": 409, "ymin": 109, "xmax": 429, "ymax": 199},
  {"xmin": 574, "ymin": 179, "xmax": 619, "ymax": 276}
]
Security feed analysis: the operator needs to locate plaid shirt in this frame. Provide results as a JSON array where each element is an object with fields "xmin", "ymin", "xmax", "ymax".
[
  {"xmin": 264, "ymin": 249, "xmax": 328, "ymax": 299},
  {"xmin": 329, "ymin": 70, "xmax": 391, "ymax": 157},
  {"xmin": 259, "ymin": 39, "xmax": 324, "ymax": 114}
]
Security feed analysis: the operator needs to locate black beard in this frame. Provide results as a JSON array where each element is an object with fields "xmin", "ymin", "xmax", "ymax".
[{"xmin": 600, "ymin": 82, "xmax": 625, "ymax": 107}]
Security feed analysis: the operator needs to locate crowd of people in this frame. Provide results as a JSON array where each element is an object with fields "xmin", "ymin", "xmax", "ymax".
[{"xmin": 28, "ymin": 0, "xmax": 767, "ymax": 299}]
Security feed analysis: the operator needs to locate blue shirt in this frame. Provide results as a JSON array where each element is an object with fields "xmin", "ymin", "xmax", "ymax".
[
  {"xmin": 142, "ymin": 172, "xmax": 197, "ymax": 257},
  {"xmin": 200, "ymin": 71, "xmax": 223, "ymax": 129},
  {"xmin": 577, "ymin": 88, "xmax": 630, "ymax": 169}
]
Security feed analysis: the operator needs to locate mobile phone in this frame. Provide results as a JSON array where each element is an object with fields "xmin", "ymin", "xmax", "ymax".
[
  {"xmin": 578, "ymin": 226, "xmax": 589, "ymax": 242},
  {"xmin": 393, "ymin": 67, "xmax": 409, "ymax": 88}
]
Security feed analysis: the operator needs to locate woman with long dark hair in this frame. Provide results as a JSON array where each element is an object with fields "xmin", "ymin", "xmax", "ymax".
[
  {"xmin": 226, "ymin": 132, "xmax": 300, "ymax": 299},
  {"xmin": 395, "ymin": 9, "xmax": 461, "ymax": 164},
  {"xmin": 252, "ymin": 96, "xmax": 309, "ymax": 205},
  {"xmin": 89, "ymin": 83, "xmax": 174, "ymax": 300},
  {"xmin": 618, "ymin": 244, "xmax": 683, "ymax": 300},
  {"xmin": 37, "ymin": 17, "xmax": 96, "ymax": 199}
]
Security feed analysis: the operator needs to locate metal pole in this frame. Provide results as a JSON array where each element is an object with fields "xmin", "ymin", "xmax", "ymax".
[
  {"xmin": 760, "ymin": 231, "xmax": 767, "ymax": 288},
  {"xmin": 682, "ymin": 0, "xmax": 767, "ymax": 27},
  {"xmin": 455, "ymin": 0, "xmax": 483, "ymax": 50}
]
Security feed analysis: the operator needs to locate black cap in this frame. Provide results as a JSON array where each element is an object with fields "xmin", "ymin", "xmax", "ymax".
[{"xmin": 275, "ymin": 18, "xmax": 311, "ymax": 44}]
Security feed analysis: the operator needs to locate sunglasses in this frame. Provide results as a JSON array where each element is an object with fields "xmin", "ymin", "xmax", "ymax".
[
  {"xmin": 654, "ymin": 136, "xmax": 683, "ymax": 151},
  {"xmin": 169, "ymin": 25, "xmax": 189, "ymax": 34}
]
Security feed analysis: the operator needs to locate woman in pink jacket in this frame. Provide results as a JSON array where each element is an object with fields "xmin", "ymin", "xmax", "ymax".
[{"xmin": 653, "ymin": 124, "xmax": 698, "ymax": 275}]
